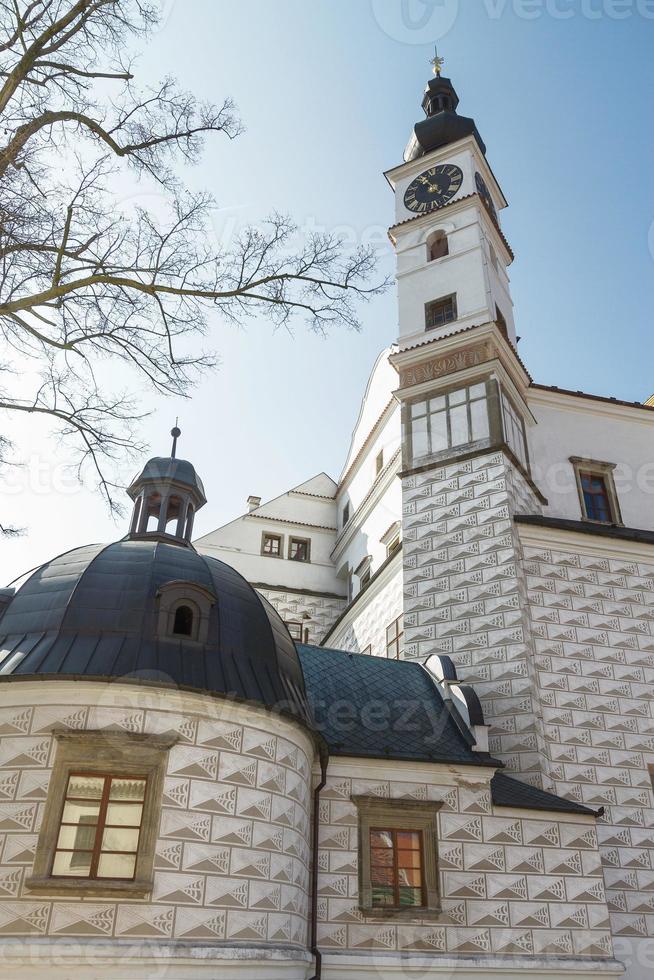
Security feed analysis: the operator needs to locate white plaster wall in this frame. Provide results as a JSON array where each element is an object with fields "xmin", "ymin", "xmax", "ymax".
[
  {"xmin": 0, "ymin": 682, "xmax": 315, "ymax": 976},
  {"xmin": 196, "ymin": 476, "xmax": 343, "ymax": 596},
  {"xmin": 316, "ymin": 757, "xmax": 620, "ymax": 973},
  {"xmin": 527, "ymin": 391, "xmax": 654, "ymax": 533},
  {"xmin": 327, "ymin": 562, "xmax": 403, "ymax": 657}
]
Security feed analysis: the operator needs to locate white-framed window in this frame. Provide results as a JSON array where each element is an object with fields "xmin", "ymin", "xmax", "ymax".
[
  {"xmin": 501, "ymin": 392, "xmax": 528, "ymax": 470},
  {"xmin": 408, "ymin": 383, "xmax": 490, "ymax": 462}
]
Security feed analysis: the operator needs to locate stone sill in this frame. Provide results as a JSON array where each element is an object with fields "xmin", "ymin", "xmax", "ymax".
[
  {"xmin": 25, "ymin": 876, "xmax": 152, "ymax": 899},
  {"xmin": 358, "ymin": 906, "xmax": 443, "ymax": 922}
]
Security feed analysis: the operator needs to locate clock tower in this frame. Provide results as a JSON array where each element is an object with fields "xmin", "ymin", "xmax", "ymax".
[
  {"xmin": 389, "ymin": 62, "xmax": 551, "ymax": 785},
  {"xmin": 385, "ymin": 68, "xmax": 515, "ymax": 351}
]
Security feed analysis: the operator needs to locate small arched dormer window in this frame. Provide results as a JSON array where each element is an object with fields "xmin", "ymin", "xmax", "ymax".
[
  {"xmin": 173, "ymin": 604, "xmax": 194, "ymax": 637},
  {"xmin": 156, "ymin": 582, "xmax": 215, "ymax": 644},
  {"xmin": 427, "ymin": 231, "xmax": 449, "ymax": 262}
]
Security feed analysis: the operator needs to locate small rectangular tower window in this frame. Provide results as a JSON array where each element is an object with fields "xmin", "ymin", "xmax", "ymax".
[
  {"xmin": 571, "ymin": 458, "xmax": 622, "ymax": 526},
  {"xmin": 425, "ymin": 294, "xmax": 457, "ymax": 331},
  {"xmin": 375, "ymin": 449, "xmax": 384, "ymax": 476},
  {"xmin": 289, "ymin": 537, "xmax": 311, "ymax": 562},
  {"xmin": 342, "ymin": 503, "xmax": 350, "ymax": 528},
  {"xmin": 501, "ymin": 392, "xmax": 529, "ymax": 471},
  {"xmin": 262, "ymin": 533, "xmax": 283, "ymax": 557}
]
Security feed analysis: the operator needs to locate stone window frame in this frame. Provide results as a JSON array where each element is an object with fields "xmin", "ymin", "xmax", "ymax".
[
  {"xmin": 26, "ymin": 731, "xmax": 176, "ymax": 899},
  {"xmin": 261, "ymin": 531, "xmax": 284, "ymax": 558},
  {"xmin": 155, "ymin": 580, "xmax": 215, "ymax": 644},
  {"xmin": 351, "ymin": 796, "xmax": 442, "ymax": 920},
  {"xmin": 288, "ymin": 535, "xmax": 311, "ymax": 563},
  {"xmin": 570, "ymin": 456, "xmax": 623, "ymax": 527}
]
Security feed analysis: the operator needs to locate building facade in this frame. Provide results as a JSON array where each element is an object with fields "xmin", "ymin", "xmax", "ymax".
[{"xmin": 0, "ymin": 64, "xmax": 652, "ymax": 980}]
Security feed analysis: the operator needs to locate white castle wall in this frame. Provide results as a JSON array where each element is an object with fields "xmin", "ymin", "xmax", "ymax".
[{"xmin": 0, "ymin": 682, "xmax": 315, "ymax": 977}]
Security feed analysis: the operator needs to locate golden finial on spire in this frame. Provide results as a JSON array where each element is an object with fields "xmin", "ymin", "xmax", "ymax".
[{"xmin": 430, "ymin": 47, "xmax": 445, "ymax": 77}]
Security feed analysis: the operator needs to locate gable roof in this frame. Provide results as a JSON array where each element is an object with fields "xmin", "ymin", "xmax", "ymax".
[{"xmin": 298, "ymin": 644, "xmax": 496, "ymax": 767}]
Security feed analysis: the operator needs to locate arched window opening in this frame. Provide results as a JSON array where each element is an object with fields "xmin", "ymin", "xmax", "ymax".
[
  {"xmin": 172, "ymin": 604, "xmax": 194, "ymax": 637},
  {"xmin": 145, "ymin": 493, "xmax": 162, "ymax": 532},
  {"xmin": 164, "ymin": 496, "xmax": 184, "ymax": 534},
  {"xmin": 427, "ymin": 232, "xmax": 449, "ymax": 262}
]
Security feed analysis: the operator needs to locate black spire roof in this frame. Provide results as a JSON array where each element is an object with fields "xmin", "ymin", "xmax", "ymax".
[{"xmin": 406, "ymin": 74, "xmax": 486, "ymax": 163}]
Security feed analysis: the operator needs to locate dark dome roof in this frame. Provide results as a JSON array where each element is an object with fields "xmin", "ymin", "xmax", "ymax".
[{"xmin": 0, "ymin": 540, "xmax": 310, "ymax": 725}]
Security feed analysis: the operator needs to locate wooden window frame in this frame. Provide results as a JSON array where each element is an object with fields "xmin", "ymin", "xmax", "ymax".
[
  {"xmin": 352, "ymin": 796, "xmax": 442, "ymax": 920},
  {"xmin": 570, "ymin": 457, "xmax": 623, "ymax": 527},
  {"xmin": 425, "ymin": 293, "xmax": 457, "ymax": 332},
  {"xmin": 386, "ymin": 615, "xmax": 404, "ymax": 660},
  {"xmin": 261, "ymin": 531, "xmax": 284, "ymax": 558},
  {"xmin": 288, "ymin": 536, "xmax": 311, "ymax": 563},
  {"xmin": 51, "ymin": 772, "xmax": 147, "ymax": 882},
  {"xmin": 285, "ymin": 621, "xmax": 306, "ymax": 643},
  {"xmin": 26, "ymin": 731, "xmax": 176, "ymax": 898},
  {"xmin": 369, "ymin": 827, "xmax": 426, "ymax": 910}
]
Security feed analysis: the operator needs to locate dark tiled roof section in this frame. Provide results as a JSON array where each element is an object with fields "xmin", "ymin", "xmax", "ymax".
[
  {"xmin": 297, "ymin": 644, "xmax": 495, "ymax": 767},
  {"xmin": 491, "ymin": 772, "xmax": 602, "ymax": 817}
]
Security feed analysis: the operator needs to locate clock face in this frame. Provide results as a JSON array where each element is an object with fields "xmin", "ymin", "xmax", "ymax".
[
  {"xmin": 403, "ymin": 164, "xmax": 463, "ymax": 214},
  {"xmin": 475, "ymin": 171, "xmax": 498, "ymax": 223}
]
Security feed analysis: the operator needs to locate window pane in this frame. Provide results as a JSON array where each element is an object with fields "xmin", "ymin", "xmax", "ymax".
[
  {"xmin": 61, "ymin": 800, "xmax": 100, "ymax": 825},
  {"xmin": 469, "ymin": 383, "xmax": 486, "ymax": 400},
  {"xmin": 66, "ymin": 775, "xmax": 104, "ymax": 799},
  {"xmin": 397, "ymin": 849, "xmax": 422, "ymax": 869},
  {"xmin": 102, "ymin": 827, "xmax": 140, "ymax": 852},
  {"xmin": 372, "ymin": 886, "xmax": 395, "ymax": 907},
  {"xmin": 448, "ymin": 387, "xmax": 466, "ymax": 406},
  {"xmin": 97, "ymin": 852, "xmax": 136, "ymax": 879},
  {"xmin": 398, "ymin": 868, "xmax": 422, "ymax": 887},
  {"xmin": 428, "ymin": 395, "xmax": 446, "ymax": 412},
  {"xmin": 411, "ymin": 417, "xmax": 429, "ymax": 458},
  {"xmin": 105, "ymin": 802, "xmax": 143, "ymax": 827},
  {"xmin": 371, "ymin": 846, "xmax": 394, "ymax": 867},
  {"xmin": 396, "ymin": 832, "xmax": 421, "ymax": 850},
  {"xmin": 399, "ymin": 887, "xmax": 423, "ymax": 907},
  {"xmin": 429, "ymin": 410, "xmax": 448, "ymax": 453},
  {"xmin": 109, "ymin": 778, "xmax": 146, "ymax": 802},
  {"xmin": 57, "ymin": 823, "xmax": 96, "ymax": 851},
  {"xmin": 411, "ymin": 400, "xmax": 427, "ymax": 420},
  {"xmin": 52, "ymin": 850, "xmax": 92, "ymax": 877},
  {"xmin": 471, "ymin": 398, "xmax": 490, "ymax": 441},
  {"xmin": 449, "ymin": 404, "xmax": 469, "ymax": 447}
]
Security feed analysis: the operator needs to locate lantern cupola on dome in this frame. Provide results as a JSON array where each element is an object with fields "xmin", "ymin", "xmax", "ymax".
[{"xmin": 127, "ymin": 426, "xmax": 206, "ymax": 544}]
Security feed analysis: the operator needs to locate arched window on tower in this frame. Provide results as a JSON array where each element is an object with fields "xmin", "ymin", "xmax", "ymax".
[
  {"xmin": 164, "ymin": 496, "xmax": 184, "ymax": 535},
  {"xmin": 427, "ymin": 231, "xmax": 449, "ymax": 262},
  {"xmin": 144, "ymin": 493, "xmax": 162, "ymax": 532},
  {"xmin": 172, "ymin": 604, "xmax": 194, "ymax": 637}
]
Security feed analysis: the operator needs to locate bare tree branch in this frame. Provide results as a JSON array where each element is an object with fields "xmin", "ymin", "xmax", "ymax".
[{"xmin": 0, "ymin": 0, "xmax": 386, "ymax": 527}]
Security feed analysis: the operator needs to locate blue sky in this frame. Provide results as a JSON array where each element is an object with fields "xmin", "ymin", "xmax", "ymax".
[{"xmin": 3, "ymin": 0, "xmax": 653, "ymax": 583}]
